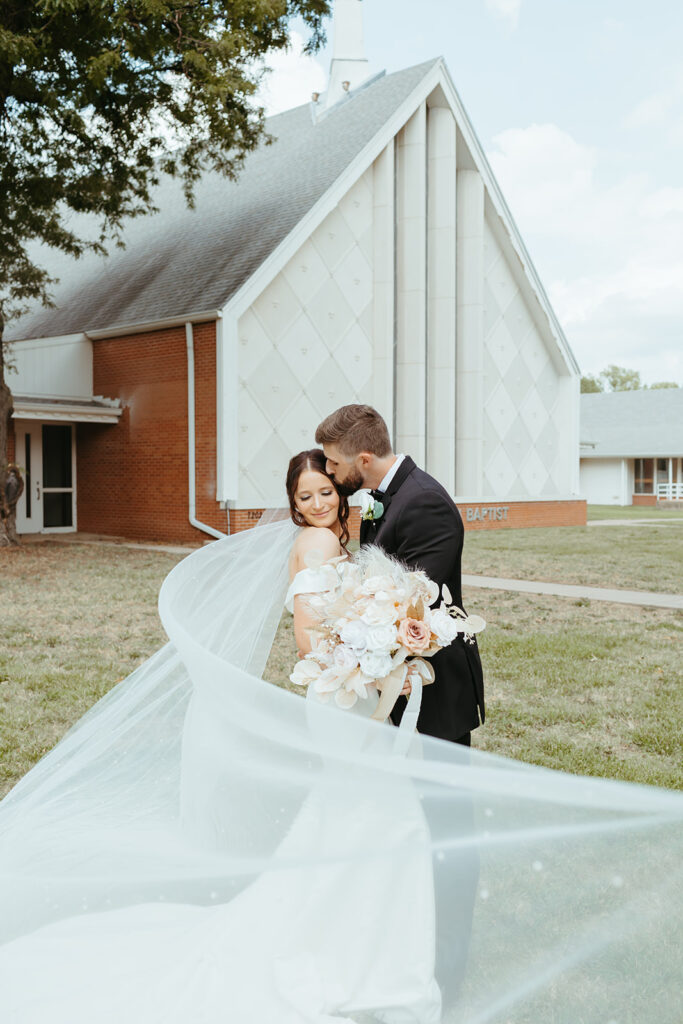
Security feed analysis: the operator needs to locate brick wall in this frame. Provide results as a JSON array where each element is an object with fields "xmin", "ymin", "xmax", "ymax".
[
  {"xmin": 230, "ymin": 501, "xmax": 585, "ymax": 537},
  {"xmin": 632, "ymin": 494, "xmax": 657, "ymax": 506},
  {"xmin": 77, "ymin": 322, "xmax": 227, "ymax": 543},
  {"xmin": 458, "ymin": 499, "xmax": 587, "ymax": 530}
]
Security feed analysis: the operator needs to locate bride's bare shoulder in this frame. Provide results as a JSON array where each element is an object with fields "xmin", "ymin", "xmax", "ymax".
[{"xmin": 290, "ymin": 527, "xmax": 342, "ymax": 571}]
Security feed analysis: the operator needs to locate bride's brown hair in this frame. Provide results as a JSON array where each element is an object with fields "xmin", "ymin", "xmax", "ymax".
[{"xmin": 286, "ymin": 449, "xmax": 350, "ymax": 549}]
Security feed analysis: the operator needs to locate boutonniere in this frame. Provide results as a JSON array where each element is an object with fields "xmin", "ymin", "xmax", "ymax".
[{"xmin": 360, "ymin": 491, "xmax": 384, "ymax": 523}]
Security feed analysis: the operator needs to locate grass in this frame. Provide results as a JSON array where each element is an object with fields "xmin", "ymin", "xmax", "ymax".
[
  {"xmin": 587, "ymin": 503, "xmax": 683, "ymax": 520},
  {"xmin": 1, "ymin": 532, "xmax": 681, "ymax": 798},
  {"xmin": 0, "ymin": 541, "xmax": 178, "ymax": 798},
  {"xmin": 463, "ymin": 522, "xmax": 683, "ymax": 593},
  {"xmin": 465, "ymin": 587, "xmax": 682, "ymax": 789}
]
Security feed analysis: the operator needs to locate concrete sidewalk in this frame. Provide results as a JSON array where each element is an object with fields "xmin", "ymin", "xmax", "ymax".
[
  {"xmin": 20, "ymin": 532, "xmax": 196, "ymax": 556},
  {"xmin": 462, "ymin": 574, "xmax": 683, "ymax": 610},
  {"xmin": 587, "ymin": 518, "xmax": 683, "ymax": 527}
]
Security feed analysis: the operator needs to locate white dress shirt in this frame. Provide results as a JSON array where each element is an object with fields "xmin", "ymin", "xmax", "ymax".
[{"xmin": 376, "ymin": 454, "xmax": 405, "ymax": 494}]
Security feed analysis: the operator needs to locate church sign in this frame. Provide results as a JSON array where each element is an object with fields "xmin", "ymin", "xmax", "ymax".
[{"xmin": 465, "ymin": 506, "xmax": 509, "ymax": 523}]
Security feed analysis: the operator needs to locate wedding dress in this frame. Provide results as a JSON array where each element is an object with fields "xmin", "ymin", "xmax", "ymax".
[{"xmin": 0, "ymin": 517, "xmax": 681, "ymax": 1024}]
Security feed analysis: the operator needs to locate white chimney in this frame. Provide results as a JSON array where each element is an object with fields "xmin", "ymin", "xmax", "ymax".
[{"xmin": 325, "ymin": 0, "xmax": 371, "ymax": 109}]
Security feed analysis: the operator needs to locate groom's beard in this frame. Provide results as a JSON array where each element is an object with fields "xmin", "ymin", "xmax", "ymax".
[{"xmin": 333, "ymin": 469, "xmax": 364, "ymax": 497}]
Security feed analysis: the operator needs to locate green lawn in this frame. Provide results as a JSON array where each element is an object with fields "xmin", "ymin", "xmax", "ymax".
[
  {"xmin": 587, "ymin": 503, "xmax": 683, "ymax": 520},
  {"xmin": 0, "ymin": 541, "xmax": 179, "ymax": 797},
  {"xmin": 1, "ymin": 531, "xmax": 681, "ymax": 799},
  {"xmin": 463, "ymin": 522, "xmax": 683, "ymax": 594}
]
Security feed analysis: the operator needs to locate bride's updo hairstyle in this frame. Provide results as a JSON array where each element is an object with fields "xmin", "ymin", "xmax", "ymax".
[{"xmin": 286, "ymin": 449, "xmax": 350, "ymax": 549}]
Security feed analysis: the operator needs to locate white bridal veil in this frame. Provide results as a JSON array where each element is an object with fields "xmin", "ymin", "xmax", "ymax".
[{"xmin": 0, "ymin": 516, "xmax": 681, "ymax": 1023}]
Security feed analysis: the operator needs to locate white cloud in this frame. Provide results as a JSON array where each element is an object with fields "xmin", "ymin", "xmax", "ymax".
[
  {"xmin": 485, "ymin": 0, "xmax": 522, "ymax": 29},
  {"xmin": 625, "ymin": 70, "xmax": 683, "ymax": 146},
  {"xmin": 256, "ymin": 31, "xmax": 327, "ymax": 117},
  {"xmin": 488, "ymin": 123, "xmax": 683, "ymax": 384}
]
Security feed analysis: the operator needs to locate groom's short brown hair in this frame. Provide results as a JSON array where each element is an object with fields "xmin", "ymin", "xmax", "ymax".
[{"xmin": 315, "ymin": 405, "xmax": 392, "ymax": 458}]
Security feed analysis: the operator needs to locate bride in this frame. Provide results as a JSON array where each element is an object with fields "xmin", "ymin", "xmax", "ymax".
[{"xmin": 0, "ymin": 449, "xmax": 681, "ymax": 1023}]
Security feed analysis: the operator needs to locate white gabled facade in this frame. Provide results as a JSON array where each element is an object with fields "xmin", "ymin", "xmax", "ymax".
[{"xmin": 218, "ymin": 61, "xmax": 581, "ymax": 511}]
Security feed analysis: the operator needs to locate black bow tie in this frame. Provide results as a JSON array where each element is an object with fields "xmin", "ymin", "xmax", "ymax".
[{"xmin": 371, "ymin": 489, "xmax": 385, "ymax": 502}]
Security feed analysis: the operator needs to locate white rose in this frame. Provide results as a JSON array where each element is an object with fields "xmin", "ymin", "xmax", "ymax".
[
  {"xmin": 359, "ymin": 650, "xmax": 394, "ymax": 680},
  {"xmin": 366, "ymin": 623, "xmax": 398, "ymax": 653},
  {"xmin": 339, "ymin": 618, "xmax": 370, "ymax": 655},
  {"xmin": 333, "ymin": 644, "xmax": 359, "ymax": 671},
  {"xmin": 359, "ymin": 491, "xmax": 374, "ymax": 517},
  {"xmin": 362, "ymin": 574, "xmax": 396, "ymax": 596},
  {"xmin": 427, "ymin": 607, "xmax": 459, "ymax": 647},
  {"xmin": 361, "ymin": 600, "xmax": 397, "ymax": 626}
]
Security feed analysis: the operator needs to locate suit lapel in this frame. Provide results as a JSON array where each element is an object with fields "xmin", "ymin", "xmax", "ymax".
[
  {"xmin": 372, "ymin": 457, "xmax": 416, "ymax": 545},
  {"xmin": 383, "ymin": 456, "xmax": 416, "ymax": 499}
]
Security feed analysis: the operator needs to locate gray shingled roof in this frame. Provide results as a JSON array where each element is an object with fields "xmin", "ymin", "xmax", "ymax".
[
  {"xmin": 581, "ymin": 389, "xmax": 683, "ymax": 458},
  {"xmin": 7, "ymin": 61, "xmax": 438, "ymax": 343}
]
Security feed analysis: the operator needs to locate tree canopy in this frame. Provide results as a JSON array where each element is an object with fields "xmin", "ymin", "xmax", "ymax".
[
  {"xmin": 580, "ymin": 365, "xmax": 680, "ymax": 393},
  {"xmin": 0, "ymin": 0, "xmax": 330, "ymax": 543},
  {"xmin": 0, "ymin": 0, "xmax": 330, "ymax": 324},
  {"xmin": 580, "ymin": 374, "xmax": 603, "ymax": 394}
]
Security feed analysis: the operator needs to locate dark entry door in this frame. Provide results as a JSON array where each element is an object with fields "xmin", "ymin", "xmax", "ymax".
[{"xmin": 42, "ymin": 424, "xmax": 74, "ymax": 529}]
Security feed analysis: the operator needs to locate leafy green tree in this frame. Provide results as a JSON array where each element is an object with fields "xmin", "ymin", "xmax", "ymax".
[
  {"xmin": 599, "ymin": 364, "xmax": 643, "ymax": 392},
  {"xmin": 580, "ymin": 374, "xmax": 603, "ymax": 393},
  {"xmin": 649, "ymin": 381, "xmax": 680, "ymax": 389},
  {"xmin": 0, "ymin": 0, "xmax": 330, "ymax": 544}
]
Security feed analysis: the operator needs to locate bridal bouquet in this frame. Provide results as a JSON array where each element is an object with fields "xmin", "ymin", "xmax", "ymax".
[{"xmin": 290, "ymin": 546, "xmax": 485, "ymax": 713}]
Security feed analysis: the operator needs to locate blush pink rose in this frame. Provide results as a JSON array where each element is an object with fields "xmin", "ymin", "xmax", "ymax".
[{"xmin": 397, "ymin": 617, "xmax": 431, "ymax": 654}]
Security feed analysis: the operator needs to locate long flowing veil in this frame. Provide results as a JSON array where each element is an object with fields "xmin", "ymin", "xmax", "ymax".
[{"xmin": 0, "ymin": 516, "xmax": 681, "ymax": 1022}]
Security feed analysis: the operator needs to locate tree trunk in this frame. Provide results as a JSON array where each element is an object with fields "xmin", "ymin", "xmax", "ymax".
[{"xmin": 0, "ymin": 311, "xmax": 20, "ymax": 547}]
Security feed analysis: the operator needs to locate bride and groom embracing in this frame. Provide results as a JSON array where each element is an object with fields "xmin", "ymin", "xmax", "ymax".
[
  {"xmin": 2, "ymin": 403, "xmax": 681, "ymax": 1023},
  {"xmin": 286, "ymin": 403, "xmax": 485, "ymax": 747}
]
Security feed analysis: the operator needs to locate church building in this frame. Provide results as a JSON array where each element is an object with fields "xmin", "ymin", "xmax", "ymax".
[{"xmin": 6, "ymin": 1, "xmax": 585, "ymax": 543}]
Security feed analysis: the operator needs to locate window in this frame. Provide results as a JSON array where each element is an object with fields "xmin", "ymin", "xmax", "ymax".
[
  {"xmin": 634, "ymin": 458, "xmax": 654, "ymax": 494},
  {"xmin": 24, "ymin": 433, "xmax": 31, "ymax": 519}
]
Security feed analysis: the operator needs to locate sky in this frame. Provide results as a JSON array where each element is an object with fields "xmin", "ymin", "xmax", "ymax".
[{"xmin": 256, "ymin": 0, "xmax": 683, "ymax": 385}]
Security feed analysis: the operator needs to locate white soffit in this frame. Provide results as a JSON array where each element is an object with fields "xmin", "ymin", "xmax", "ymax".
[{"xmin": 12, "ymin": 396, "xmax": 122, "ymax": 424}]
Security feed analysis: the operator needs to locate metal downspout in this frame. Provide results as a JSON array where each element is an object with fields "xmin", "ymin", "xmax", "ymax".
[{"xmin": 185, "ymin": 322, "xmax": 226, "ymax": 541}]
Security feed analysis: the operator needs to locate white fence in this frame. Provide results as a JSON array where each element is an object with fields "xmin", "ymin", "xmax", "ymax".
[{"xmin": 657, "ymin": 483, "xmax": 683, "ymax": 500}]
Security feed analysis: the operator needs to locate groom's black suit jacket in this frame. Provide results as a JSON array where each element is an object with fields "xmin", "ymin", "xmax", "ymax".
[{"xmin": 359, "ymin": 457, "xmax": 485, "ymax": 743}]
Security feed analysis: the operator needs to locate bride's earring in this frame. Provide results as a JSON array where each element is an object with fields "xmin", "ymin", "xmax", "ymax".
[{"xmin": 292, "ymin": 509, "xmax": 306, "ymax": 527}]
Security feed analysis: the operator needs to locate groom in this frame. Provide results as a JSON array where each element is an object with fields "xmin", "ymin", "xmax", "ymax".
[{"xmin": 315, "ymin": 404, "xmax": 484, "ymax": 747}]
